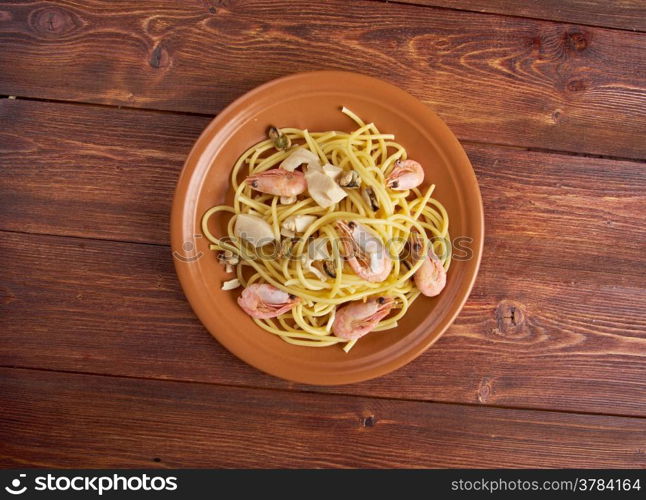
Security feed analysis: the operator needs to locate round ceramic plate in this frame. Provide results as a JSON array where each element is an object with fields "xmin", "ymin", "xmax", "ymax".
[{"xmin": 171, "ymin": 71, "xmax": 483, "ymax": 385}]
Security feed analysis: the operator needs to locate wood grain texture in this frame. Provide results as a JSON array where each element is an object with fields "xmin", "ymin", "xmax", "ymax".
[
  {"xmin": 2, "ymin": 98, "xmax": 646, "ymax": 249},
  {"xmin": 0, "ymin": 1, "xmax": 644, "ymax": 158},
  {"xmin": 1, "ymin": 368, "xmax": 644, "ymax": 468},
  {"xmin": 1, "ymin": 0, "xmax": 644, "ymax": 471},
  {"xmin": 1, "ymin": 98, "xmax": 645, "ymax": 416},
  {"xmin": 2, "ymin": 226, "xmax": 644, "ymax": 416},
  {"xmin": 0, "ymin": 99, "xmax": 208, "ymax": 244},
  {"xmin": 388, "ymin": 0, "xmax": 646, "ymax": 32}
]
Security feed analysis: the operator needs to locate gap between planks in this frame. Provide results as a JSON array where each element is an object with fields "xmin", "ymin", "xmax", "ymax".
[
  {"xmin": 369, "ymin": 0, "xmax": 645, "ymax": 33},
  {"xmin": 2, "ymin": 364, "xmax": 645, "ymax": 421},
  {"xmin": 0, "ymin": 94, "xmax": 212, "ymax": 119},
  {"xmin": 0, "ymin": 228, "xmax": 170, "ymax": 250}
]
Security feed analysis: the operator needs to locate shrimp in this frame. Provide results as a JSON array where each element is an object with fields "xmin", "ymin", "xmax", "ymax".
[
  {"xmin": 332, "ymin": 296, "xmax": 395, "ymax": 340},
  {"xmin": 410, "ymin": 231, "xmax": 446, "ymax": 297},
  {"xmin": 245, "ymin": 169, "xmax": 307, "ymax": 197},
  {"xmin": 237, "ymin": 283, "xmax": 300, "ymax": 319},
  {"xmin": 386, "ymin": 159, "xmax": 425, "ymax": 190},
  {"xmin": 335, "ymin": 220, "xmax": 392, "ymax": 283}
]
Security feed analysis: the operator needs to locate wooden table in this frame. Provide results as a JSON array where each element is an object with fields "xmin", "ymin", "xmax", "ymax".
[{"xmin": 1, "ymin": 1, "xmax": 645, "ymax": 469}]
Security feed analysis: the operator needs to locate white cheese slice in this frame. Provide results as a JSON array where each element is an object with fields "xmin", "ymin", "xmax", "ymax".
[
  {"xmin": 280, "ymin": 147, "xmax": 320, "ymax": 172},
  {"xmin": 280, "ymin": 214, "xmax": 317, "ymax": 237},
  {"xmin": 221, "ymin": 278, "xmax": 241, "ymax": 290},
  {"xmin": 305, "ymin": 165, "xmax": 347, "ymax": 208},
  {"xmin": 234, "ymin": 214, "xmax": 275, "ymax": 247},
  {"xmin": 322, "ymin": 163, "xmax": 342, "ymax": 180}
]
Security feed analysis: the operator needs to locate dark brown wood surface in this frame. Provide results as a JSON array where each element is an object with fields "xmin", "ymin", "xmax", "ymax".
[
  {"xmin": 2, "ymin": 368, "xmax": 645, "ymax": 468},
  {"xmin": 1, "ymin": 0, "xmax": 645, "ymax": 468},
  {"xmin": 391, "ymin": 0, "xmax": 646, "ymax": 31},
  {"xmin": 1, "ymin": 1, "xmax": 645, "ymax": 159},
  {"xmin": 1, "ymin": 99, "xmax": 645, "ymax": 417}
]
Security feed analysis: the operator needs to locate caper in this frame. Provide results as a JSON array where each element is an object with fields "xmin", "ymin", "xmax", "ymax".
[{"xmin": 267, "ymin": 126, "xmax": 291, "ymax": 151}]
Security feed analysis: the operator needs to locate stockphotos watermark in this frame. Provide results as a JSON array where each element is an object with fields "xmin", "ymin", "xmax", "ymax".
[
  {"xmin": 173, "ymin": 233, "xmax": 474, "ymax": 264},
  {"xmin": 3, "ymin": 473, "xmax": 177, "ymax": 496}
]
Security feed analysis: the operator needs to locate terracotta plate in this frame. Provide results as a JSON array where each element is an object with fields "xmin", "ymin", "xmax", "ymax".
[{"xmin": 171, "ymin": 71, "xmax": 484, "ymax": 385}]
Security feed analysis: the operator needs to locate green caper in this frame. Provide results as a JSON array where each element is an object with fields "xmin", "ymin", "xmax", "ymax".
[{"xmin": 268, "ymin": 126, "xmax": 291, "ymax": 151}]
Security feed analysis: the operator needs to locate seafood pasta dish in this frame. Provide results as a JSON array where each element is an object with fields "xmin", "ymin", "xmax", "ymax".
[{"xmin": 201, "ymin": 108, "xmax": 450, "ymax": 352}]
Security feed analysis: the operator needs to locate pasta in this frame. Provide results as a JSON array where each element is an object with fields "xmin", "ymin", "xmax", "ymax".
[{"xmin": 201, "ymin": 108, "xmax": 450, "ymax": 352}]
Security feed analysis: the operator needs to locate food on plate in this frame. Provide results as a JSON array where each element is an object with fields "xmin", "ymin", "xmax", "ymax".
[{"xmin": 201, "ymin": 108, "xmax": 450, "ymax": 351}]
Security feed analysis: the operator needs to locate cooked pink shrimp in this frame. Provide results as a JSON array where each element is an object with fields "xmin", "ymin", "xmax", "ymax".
[
  {"xmin": 414, "ymin": 252, "xmax": 447, "ymax": 297},
  {"xmin": 237, "ymin": 283, "xmax": 300, "ymax": 319},
  {"xmin": 410, "ymin": 231, "xmax": 446, "ymax": 297},
  {"xmin": 335, "ymin": 220, "xmax": 392, "ymax": 283},
  {"xmin": 245, "ymin": 169, "xmax": 306, "ymax": 197},
  {"xmin": 386, "ymin": 159, "xmax": 425, "ymax": 190},
  {"xmin": 333, "ymin": 296, "xmax": 395, "ymax": 340}
]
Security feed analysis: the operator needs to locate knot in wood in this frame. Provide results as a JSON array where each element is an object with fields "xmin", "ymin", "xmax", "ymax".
[
  {"xmin": 30, "ymin": 7, "xmax": 80, "ymax": 37},
  {"xmin": 362, "ymin": 415, "xmax": 377, "ymax": 427},
  {"xmin": 149, "ymin": 43, "xmax": 170, "ymax": 69},
  {"xmin": 493, "ymin": 300, "xmax": 528, "ymax": 338},
  {"xmin": 477, "ymin": 377, "xmax": 494, "ymax": 403},
  {"xmin": 567, "ymin": 31, "xmax": 588, "ymax": 51}
]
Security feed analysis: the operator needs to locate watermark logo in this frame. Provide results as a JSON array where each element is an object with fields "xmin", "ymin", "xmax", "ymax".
[
  {"xmin": 2, "ymin": 473, "xmax": 178, "ymax": 496},
  {"xmin": 171, "ymin": 231, "xmax": 475, "ymax": 268},
  {"xmin": 173, "ymin": 234, "xmax": 204, "ymax": 263},
  {"xmin": 196, "ymin": 234, "xmax": 473, "ymax": 263},
  {"xmin": 5, "ymin": 474, "xmax": 27, "ymax": 495}
]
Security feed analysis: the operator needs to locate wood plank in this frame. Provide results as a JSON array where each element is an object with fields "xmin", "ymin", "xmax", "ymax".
[
  {"xmin": 1, "ymin": 368, "xmax": 644, "ymax": 468},
  {"xmin": 1, "ymin": 225, "xmax": 644, "ymax": 416},
  {"xmin": 0, "ymin": 1, "xmax": 644, "ymax": 158},
  {"xmin": 1, "ymin": 100, "xmax": 645, "ymax": 415},
  {"xmin": 0, "ymin": 99, "xmax": 209, "ymax": 245},
  {"xmin": 388, "ymin": 0, "xmax": 646, "ymax": 32},
  {"xmin": 2, "ymin": 98, "xmax": 646, "ymax": 252}
]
